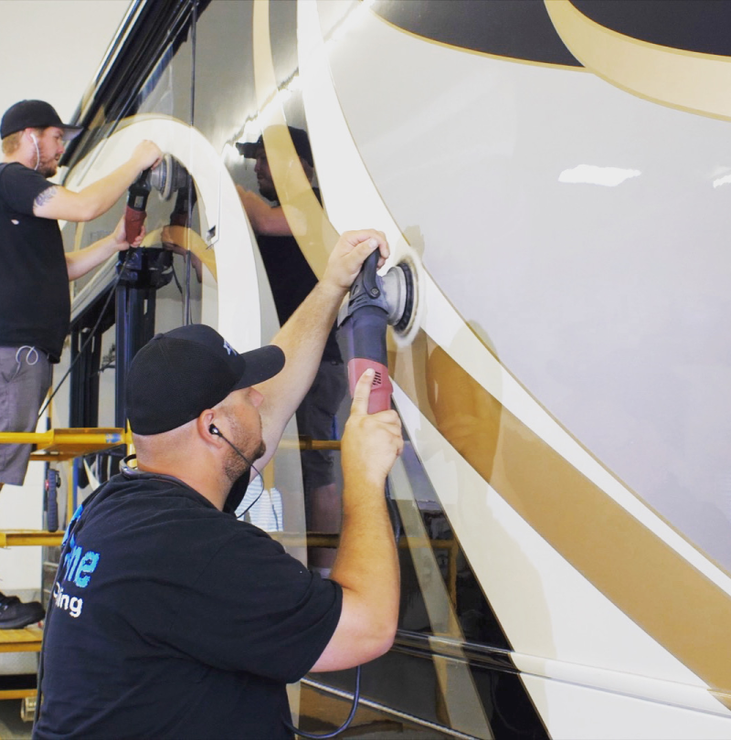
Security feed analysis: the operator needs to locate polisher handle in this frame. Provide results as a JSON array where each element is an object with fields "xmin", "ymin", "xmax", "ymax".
[
  {"xmin": 125, "ymin": 166, "xmax": 152, "ymax": 243},
  {"xmin": 347, "ymin": 357, "xmax": 393, "ymax": 414},
  {"xmin": 124, "ymin": 206, "xmax": 146, "ymax": 243},
  {"xmin": 360, "ymin": 248, "xmax": 381, "ymax": 299},
  {"xmin": 343, "ymin": 304, "xmax": 392, "ymax": 414}
]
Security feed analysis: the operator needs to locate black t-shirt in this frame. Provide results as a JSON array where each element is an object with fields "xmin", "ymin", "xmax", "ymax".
[
  {"xmin": 0, "ymin": 163, "xmax": 69, "ymax": 361},
  {"xmin": 257, "ymin": 189, "xmax": 341, "ymax": 364},
  {"xmin": 34, "ymin": 472, "xmax": 342, "ymax": 739}
]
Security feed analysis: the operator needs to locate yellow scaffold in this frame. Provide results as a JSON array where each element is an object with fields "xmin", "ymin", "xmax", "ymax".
[{"xmin": 0, "ymin": 427, "xmax": 131, "ymax": 689}]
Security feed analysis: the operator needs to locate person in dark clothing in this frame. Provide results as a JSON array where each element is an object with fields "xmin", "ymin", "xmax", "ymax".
[
  {"xmin": 0, "ymin": 99, "xmax": 162, "ymax": 627},
  {"xmin": 237, "ymin": 126, "xmax": 347, "ymax": 571},
  {"xmin": 33, "ymin": 230, "xmax": 402, "ymax": 739}
]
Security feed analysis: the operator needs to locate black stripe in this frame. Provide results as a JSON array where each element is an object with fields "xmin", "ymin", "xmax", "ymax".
[
  {"xmin": 369, "ymin": 0, "xmax": 581, "ymax": 67},
  {"xmin": 571, "ymin": 0, "xmax": 731, "ymax": 58}
]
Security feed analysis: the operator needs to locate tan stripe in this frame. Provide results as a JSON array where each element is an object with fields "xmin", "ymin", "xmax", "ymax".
[
  {"xmin": 390, "ymin": 458, "xmax": 494, "ymax": 738},
  {"xmin": 143, "ymin": 226, "xmax": 217, "ymax": 280},
  {"xmin": 251, "ymin": 0, "xmax": 339, "ymax": 271},
  {"xmin": 252, "ymin": 2, "xmax": 495, "ymax": 730},
  {"xmin": 392, "ymin": 333, "xmax": 731, "ymax": 699},
  {"xmin": 257, "ymin": 0, "xmax": 731, "ymax": 710},
  {"xmin": 545, "ymin": 0, "xmax": 731, "ymax": 122}
]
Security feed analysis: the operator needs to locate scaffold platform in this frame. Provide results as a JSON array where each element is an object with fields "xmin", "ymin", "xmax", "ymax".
[{"xmin": 0, "ymin": 427, "xmax": 130, "ymax": 462}]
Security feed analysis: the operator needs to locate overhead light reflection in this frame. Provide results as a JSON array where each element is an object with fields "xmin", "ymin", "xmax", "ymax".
[
  {"xmin": 559, "ymin": 165, "xmax": 641, "ymax": 187},
  {"xmin": 228, "ymin": 0, "xmax": 372, "ymax": 153},
  {"xmin": 712, "ymin": 174, "xmax": 731, "ymax": 189},
  {"xmin": 230, "ymin": 70, "xmax": 301, "ymax": 151}
]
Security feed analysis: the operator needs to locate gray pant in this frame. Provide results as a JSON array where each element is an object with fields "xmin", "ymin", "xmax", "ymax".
[
  {"xmin": 296, "ymin": 359, "xmax": 347, "ymax": 492},
  {"xmin": 0, "ymin": 346, "xmax": 52, "ymax": 486}
]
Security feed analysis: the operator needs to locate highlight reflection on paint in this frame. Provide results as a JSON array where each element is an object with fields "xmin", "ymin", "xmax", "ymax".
[
  {"xmin": 712, "ymin": 173, "xmax": 731, "ymax": 189},
  {"xmin": 559, "ymin": 164, "xmax": 641, "ymax": 186}
]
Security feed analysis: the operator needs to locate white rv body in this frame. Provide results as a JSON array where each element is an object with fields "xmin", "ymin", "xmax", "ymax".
[{"xmin": 35, "ymin": 1, "xmax": 731, "ymax": 737}]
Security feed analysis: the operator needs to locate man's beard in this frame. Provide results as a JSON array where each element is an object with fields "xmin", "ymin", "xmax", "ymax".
[
  {"xmin": 38, "ymin": 157, "xmax": 58, "ymax": 177},
  {"xmin": 222, "ymin": 434, "xmax": 266, "ymax": 515},
  {"xmin": 223, "ymin": 435, "xmax": 266, "ymax": 484},
  {"xmin": 258, "ymin": 179, "xmax": 277, "ymax": 202}
]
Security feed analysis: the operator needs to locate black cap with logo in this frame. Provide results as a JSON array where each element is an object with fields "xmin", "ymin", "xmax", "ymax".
[{"xmin": 126, "ymin": 324, "xmax": 285, "ymax": 435}]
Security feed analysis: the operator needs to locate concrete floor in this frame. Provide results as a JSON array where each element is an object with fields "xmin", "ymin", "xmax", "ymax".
[{"xmin": 0, "ymin": 699, "xmax": 32, "ymax": 740}]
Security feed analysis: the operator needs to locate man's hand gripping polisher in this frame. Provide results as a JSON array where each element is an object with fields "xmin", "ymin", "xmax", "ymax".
[
  {"xmin": 124, "ymin": 153, "xmax": 187, "ymax": 242},
  {"xmin": 340, "ymin": 247, "xmax": 417, "ymax": 413}
]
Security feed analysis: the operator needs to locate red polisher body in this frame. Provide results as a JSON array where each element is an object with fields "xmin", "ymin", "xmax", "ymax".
[{"xmin": 341, "ymin": 249, "xmax": 394, "ymax": 414}]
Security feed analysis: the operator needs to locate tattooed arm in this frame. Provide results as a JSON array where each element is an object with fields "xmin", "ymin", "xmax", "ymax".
[
  {"xmin": 32, "ymin": 141, "xmax": 162, "ymax": 222},
  {"xmin": 33, "ymin": 186, "xmax": 58, "ymax": 209}
]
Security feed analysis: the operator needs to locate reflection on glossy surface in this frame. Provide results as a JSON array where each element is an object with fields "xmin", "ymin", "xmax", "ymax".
[
  {"xmin": 55, "ymin": 0, "xmax": 731, "ymax": 736},
  {"xmin": 300, "ymin": 0, "xmax": 731, "ymax": 733},
  {"xmin": 558, "ymin": 164, "xmax": 642, "ymax": 186},
  {"xmin": 299, "ymin": 680, "xmax": 456, "ymax": 739}
]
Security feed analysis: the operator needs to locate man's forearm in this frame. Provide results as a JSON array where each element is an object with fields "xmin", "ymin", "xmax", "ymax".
[
  {"xmin": 34, "ymin": 141, "xmax": 161, "ymax": 222},
  {"xmin": 330, "ymin": 473, "xmax": 400, "ymax": 621},
  {"xmin": 237, "ymin": 186, "xmax": 291, "ymax": 236},
  {"xmin": 332, "ymin": 401, "xmax": 400, "ymax": 631},
  {"xmin": 257, "ymin": 279, "xmax": 344, "ymax": 453},
  {"xmin": 70, "ymin": 159, "xmax": 144, "ymax": 221},
  {"xmin": 66, "ymin": 234, "xmax": 118, "ymax": 281},
  {"xmin": 309, "ymin": 368, "xmax": 403, "ymax": 673},
  {"xmin": 255, "ymin": 229, "xmax": 388, "ymax": 466},
  {"xmin": 309, "ymin": 475, "xmax": 400, "ymax": 674},
  {"xmin": 314, "ymin": 476, "xmax": 400, "ymax": 669}
]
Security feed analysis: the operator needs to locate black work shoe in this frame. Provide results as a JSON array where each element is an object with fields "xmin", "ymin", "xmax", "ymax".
[{"xmin": 0, "ymin": 592, "xmax": 45, "ymax": 629}]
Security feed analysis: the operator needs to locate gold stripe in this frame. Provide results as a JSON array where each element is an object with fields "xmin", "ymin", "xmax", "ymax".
[
  {"xmin": 545, "ymin": 0, "xmax": 731, "ymax": 121},
  {"xmin": 143, "ymin": 226, "xmax": 217, "ymax": 280},
  {"xmin": 253, "ymin": 3, "xmax": 494, "ymax": 732},
  {"xmin": 392, "ymin": 333, "xmax": 731, "ymax": 697},
  {"xmin": 252, "ymin": 0, "xmax": 339, "ymax": 271},
  {"xmin": 260, "ymin": 0, "xmax": 731, "ymax": 712},
  {"xmin": 390, "ymin": 458, "xmax": 494, "ymax": 738}
]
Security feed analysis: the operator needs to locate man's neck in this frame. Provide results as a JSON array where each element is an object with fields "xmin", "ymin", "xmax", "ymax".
[
  {"xmin": 136, "ymin": 458, "xmax": 229, "ymax": 511},
  {"xmin": 3, "ymin": 152, "xmax": 32, "ymax": 168}
]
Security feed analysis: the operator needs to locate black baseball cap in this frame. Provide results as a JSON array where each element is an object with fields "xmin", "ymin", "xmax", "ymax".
[
  {"xmin": 126, "ymin": 324, "xmax": 285, "ymax": 435},
  {"xmin": 1, "ymin": 100, "xmax": 83, "ymax": 141},
  {"xmin": 236, "ymin": 125, "xmax": 313, "ymax": 167}
]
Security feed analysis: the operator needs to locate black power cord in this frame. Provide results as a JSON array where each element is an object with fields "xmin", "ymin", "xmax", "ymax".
[
  {"xmin": 283, "ymin": 665, "xmax": 361, "ymax": 739},
  {"xmin": 282, "ymin": 478, "xmax": 400, "ymax": 738},
  {"xmin": 37, "ymin": 250, "xmax": 132, "ymax": 420}
]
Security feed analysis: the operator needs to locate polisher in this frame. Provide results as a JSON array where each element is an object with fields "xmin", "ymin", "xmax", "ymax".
[
  {"xmin": 124, "ymin": 153, "xmax": 187, "ymax": 241},
  {"xmin": 339, "ymin": 245, "xmax": 422, "ymax": 413}
]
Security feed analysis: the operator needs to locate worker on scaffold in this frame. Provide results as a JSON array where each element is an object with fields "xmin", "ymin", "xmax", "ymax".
[{"xmin": 0, "ymin": 99, "xmax": 162, "ymax": 628}]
